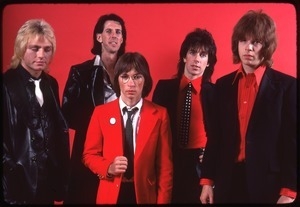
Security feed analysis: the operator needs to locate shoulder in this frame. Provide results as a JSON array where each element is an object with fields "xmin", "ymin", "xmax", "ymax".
[
  {"xmin": 143, "ymin": 99, "xmax": 168, "ymax": 113},
  {"xmin": 154, "ymin": 78, "xmax": 179, "ymax": 91},
  {"xmin": 94, "ymin": 99, "xmax": 119, "ymax": 112},
  {"xmin": 43, "ymin": 72, "xmax": 58, "ymax": 85},
  {"xmin": 216, "ymin": 70, "xmax": 237, "ymax": 82},
  {"xmin": 3, "ymin": 68, "xmax": 18, "ymax": 81},
  {"xmin": 156, "ymin": 78, "xmax": 178, "ymax": 86},
  {"xmin": 70, "ymin": 59, "xmax": 96, "ymax": 72},
  {"xmin": 3, "ymin": 68, "xmax": 23, "ymax": 88},
  {"xmin": 266, "ymin": 67, "xmax": 296, "ymax": 81}
]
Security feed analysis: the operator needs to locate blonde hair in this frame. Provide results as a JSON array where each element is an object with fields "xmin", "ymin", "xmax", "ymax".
[{"xmin": 11, "ymin": 19, "xmax": 56, "ymax": 69}]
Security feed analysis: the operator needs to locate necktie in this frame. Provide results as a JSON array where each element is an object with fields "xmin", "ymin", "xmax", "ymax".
[
  {"xmin": 30, "ymin": 78, "xmax": 44, "ymax": 106},
  {"xmin": 123, "ymin": 107, "xmax": 138, "ymax": 179},
  {"xmin": 179, "ymin": 82, "xmax": 192, "ymax": 146}
]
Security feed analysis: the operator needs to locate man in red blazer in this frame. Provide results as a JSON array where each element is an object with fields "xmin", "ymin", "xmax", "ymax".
[{"xmin": 83, "ymin": 52, "xmax": 173, "ymax": 204}]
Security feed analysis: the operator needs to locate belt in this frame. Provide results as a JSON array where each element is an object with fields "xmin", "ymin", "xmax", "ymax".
[{"xmin": 122, "ymin": 177, "xmax": 134, "ymax": 183}]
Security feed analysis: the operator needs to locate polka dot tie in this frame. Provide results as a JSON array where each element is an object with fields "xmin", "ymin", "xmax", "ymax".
[
  {"xmin": 179, "ymin": 82, "xmax": 192, "ymax": 146},
  {"xmin": 123, "ymin": 107, "xmax": 138, "ymax": 179}
]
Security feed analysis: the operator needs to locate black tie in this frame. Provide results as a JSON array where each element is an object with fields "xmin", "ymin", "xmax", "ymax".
[
  {"xmin": 179, "ymin": 82, "xmax": 192, "ymax": 146},
  {"xmin": 123, "ymin": 107, "xmax": 138, "ymax": 179}
]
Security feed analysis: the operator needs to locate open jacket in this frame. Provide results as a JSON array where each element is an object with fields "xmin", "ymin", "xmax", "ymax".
[
  {"xmin": 201, "ymin": 67, "xmax": 297, "ymax": 203},
  {"xmin": 152, "ymin": 78, "xmax": 217, "ymax": 152},
  {"xmin": 82, "ymin": 99, "xmax": 173, "ymax": 204},
  {"xmin": 2, "ymin": 66, "xmax": 70, "ymax": 203}
]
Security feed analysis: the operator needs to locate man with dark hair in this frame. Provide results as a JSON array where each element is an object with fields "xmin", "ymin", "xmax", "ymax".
[
  {"xmin": 62, "ymin": 13, "xmax": 127, "ymax": 204},
  {"xmin": 152, "ymin": 28, "xmax": 217, "ymax": 204}
]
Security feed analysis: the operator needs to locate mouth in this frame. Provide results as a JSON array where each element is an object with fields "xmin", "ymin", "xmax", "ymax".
[
  {"xmin": 35, "ymin": 61, "xmax": 46, "ymax": 65},
  {"xmin": 126, "ymin": 90, "xmax": 136, "ymax": 94},
  {"xmin": 110, "ymin": 41, "xmax": 118, "ymax": 46},
  {"xmin": 191, "ymin": 65, "xmax": 200, "ymax": 69}
]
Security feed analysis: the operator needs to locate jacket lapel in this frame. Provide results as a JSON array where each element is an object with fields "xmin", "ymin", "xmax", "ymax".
[{"xmin": 134, "ymin": 101, "xmax": 158, "ymax": 161}]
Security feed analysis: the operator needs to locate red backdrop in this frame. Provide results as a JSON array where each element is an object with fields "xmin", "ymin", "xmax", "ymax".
[{"xmin": 2, "ymin": 3, "xmax": 297, "ymax": 150}]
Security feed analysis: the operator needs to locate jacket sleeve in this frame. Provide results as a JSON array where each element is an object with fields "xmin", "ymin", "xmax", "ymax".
[
  {"xmin": 280, "ymin": 77, "xmax": 297, "ymax": 191},
  {"xmin": 2, "ymin": 84, "xmax": 18, "ymax": 172},
  {"xmin": 61, "ymin": 66, "xmax": 82, "ymax": 129},
  {"xmin": 156, "ymin": 107, "xmax": 173, "ymax": 203}
]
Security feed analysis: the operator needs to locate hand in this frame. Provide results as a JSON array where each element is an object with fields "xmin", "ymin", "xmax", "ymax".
[
  {"xmin": 108, "ymin": 156, "xmax": 128, "ymax": 176},
  {"xmin": 198, "ymin": 148, "xmax": 205, "ymax": 163},
  {"xmin": 277, "ymin": 195, "xmax": 295, "ymax": 204},
  {"xmin": 199, "ymin": 154, "xmax": 204, "ymax": 163},
  {"xmin": 54, "ymin": 200, "xmax": 63, "ymax": 205},
  {"xmin": 200, "ymin": 185, "xmax": 214, "ymax": 204}
]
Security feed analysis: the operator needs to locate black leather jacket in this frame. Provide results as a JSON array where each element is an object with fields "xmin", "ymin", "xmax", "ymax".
[
  {"xmin": 2, "ymin": 66, "xmax": 70, "ymax": 204},
  {"xmin": 62, "ymin": 59, "xmax": 106, "ymax": 131}
]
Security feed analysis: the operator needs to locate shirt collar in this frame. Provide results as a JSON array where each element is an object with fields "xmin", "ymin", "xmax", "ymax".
[
  {"xmin": 180, "ymin": 75, "xmax": 202, "ymax": 94},
  {"xmin": 232, "ymin": 64, "xmax": 266, "ymax": 86},
  {"xmin": 94, "ymin": 55, "xmax": 105, "ymax": 69},
  {"xmin": 119, "ymin": 97, "xmax": 143, "ymax": 115}
]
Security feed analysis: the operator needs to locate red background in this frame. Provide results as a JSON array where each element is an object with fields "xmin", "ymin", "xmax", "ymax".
[{"xmin": 2, "ymin": 3, "xmax": 297, "ymax": 150}]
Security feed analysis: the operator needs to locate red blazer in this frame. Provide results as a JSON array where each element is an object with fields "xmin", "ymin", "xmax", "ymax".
[{"xmin": 83, "ymin": 98, "xmax": 173, "ymax": 204}]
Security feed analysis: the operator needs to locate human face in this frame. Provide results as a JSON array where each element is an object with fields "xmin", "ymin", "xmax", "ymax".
[
  {"xmin": 183, "ymin": 48, "xmax": 209, "ymax": 80},
  {"xmin": 238, "ymin": 37, "xmax": 263, "ymax": 73},
  {"xmin": 21, "ymin": 35, "xmax": 53, "ymax": 77},
  {"xmin": 119, "ymin": 69, "xmax": 144, "ymax": 106},
  {"xmin": 97, "ymin": 20, "xmax": 123, "ymax": 55}
]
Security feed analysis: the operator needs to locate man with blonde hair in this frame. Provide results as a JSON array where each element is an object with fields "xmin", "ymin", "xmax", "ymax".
[{"xmin": 3, "ymin": 19, "xmax": 70, "ymax": 204}]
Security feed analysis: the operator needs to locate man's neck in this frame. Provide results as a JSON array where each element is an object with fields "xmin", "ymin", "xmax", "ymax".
[{"xmin": 101, "ymin": 52, "xmax": 118, "ymax": 72}]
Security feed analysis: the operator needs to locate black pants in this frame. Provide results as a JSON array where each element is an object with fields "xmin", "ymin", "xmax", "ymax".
[
  {"xmin": 117, "ymin": 182, "xmax": 136, "ymax": 204},
  {"xmin": 228, "ymin": 162, "xmax": 249, "ymax": 203},
  {"xmin": 172, "ymin": 148, "xmax": 203, "ymax": 204}
]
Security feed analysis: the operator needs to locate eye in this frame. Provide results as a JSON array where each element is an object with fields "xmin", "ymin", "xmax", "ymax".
[
  {"xmin": 105, "ymin": 29, "xmax": 112, "ymax": 34},
  {"xmin": 200, "ymin": 52, "xmax": 208, "ymax": 58},
  {"xmin": 120, "ymin": 74, "xmax": 129, "ymax": 79},
  {"xmin": 115, "ymin": 29, "xmax": 122, "ymax": 35},
  {"xmin": 133, "ymin": 74, "xmax": 143, "ymax": 80},
  {"xmin": 252, "ymin": 41, "xmax": 263, "ymax": 47},
  {"xmin": 189, "ymin": 49, "xmax": 197, "ymax": 55},
  {"xmin": 44, "ymin": 46, "xmax": 53, "ymax": 53},
  {"xmin": 29, "ymin": 46, "xmax": 39, "ymax": 52}
]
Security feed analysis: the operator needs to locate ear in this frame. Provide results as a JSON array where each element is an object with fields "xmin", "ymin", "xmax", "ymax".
[
  {"xmin": 96, "ymin": 33, "xmax": 102, "ymax": 43},
  {"xmin": 206, "ymin": 64, "xmax": 210, "ymax": 67},
  {"xmin": 183, "ymin": 58, "xmax": 186, "ymax": 63}
]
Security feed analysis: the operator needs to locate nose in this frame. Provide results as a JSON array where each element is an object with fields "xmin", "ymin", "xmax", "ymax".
[
  {"xmin": 194, "ymin": 53, "xmax": 201, "ymax": 63},
  {"xmin": 127, "ymin": 77, "xmax": 136, "ymax": 86},
  {"xmin": 246, "ymin": 42, "xmax": 254, "ymax": 51},
  {"xmin": 111, "ymin": 30, "xmax": 117, "ymax": 38},
  {"xmin": 37, "ymin": 48, "xmax": 45, "ymax": 58}
]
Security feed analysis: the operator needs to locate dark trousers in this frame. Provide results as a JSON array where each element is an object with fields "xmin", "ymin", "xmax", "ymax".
[
  {"xmin": 117, "ymin": 182, "xmax": 136, "ymax": 204},
  {"xmin": 172, "ymin": 148, "xmax": 203, "ymax": 204},
  {"xmin": 228, "ymin": 162, "xmax": 249, "ymax": 203}
]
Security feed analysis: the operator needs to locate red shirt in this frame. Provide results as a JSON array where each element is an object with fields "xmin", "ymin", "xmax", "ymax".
[
  {"xmin": 200, "ymin": 65, "xmax": 297, "ymax": 199},
  {"xmin": 234, "ymin": 65, "xmax": 265, "ymax": 161},
  {"xmin": 177, "ymin": 75, "xmax": 207, "ymax": 149}
]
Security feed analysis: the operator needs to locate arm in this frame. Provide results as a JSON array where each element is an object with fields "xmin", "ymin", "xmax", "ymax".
[
  {"xmin": 277, "ymin": 77, "xmax": 297, "ymax": 202},
  {"xmin": 2, "ymin": 84, "xmax": 17, "ymax": 172},
  {"xmin": 156, "ymin": 108, "xmax": 173, "ymax": 204},
  {"xmin": 82, "ymin": 107, "xmax": 114, "ymax": 179},
  {"xmin": 61, "ymin": 66, "xmax": 82, "ymax": 129}
]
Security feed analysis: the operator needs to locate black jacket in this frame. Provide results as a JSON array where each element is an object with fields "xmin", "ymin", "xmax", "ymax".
[
  {"xmin": 201, "ymin": 67, "xmax": 297, "ymax": 203},
  {"xmin": 2, "ymin": 66, "xmax": 70, "ymax": 204},
  {"xmin": 61, "ymin": 58, "xmax": 107, "ymax": 203},
  {"xmin": 152, "ymin": 78, "xmax": 217, "ymax": 152}
]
